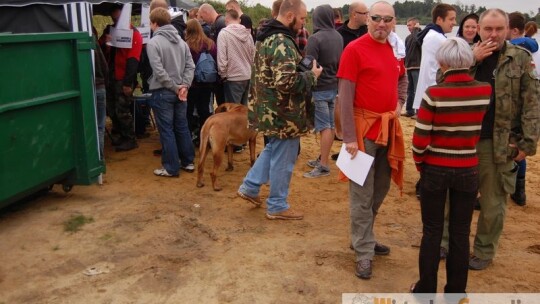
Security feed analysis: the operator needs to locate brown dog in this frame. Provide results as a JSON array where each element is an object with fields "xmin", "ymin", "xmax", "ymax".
[{"xmin": 196, "ymin": 103, "xmax": 257, "ymax": 191}]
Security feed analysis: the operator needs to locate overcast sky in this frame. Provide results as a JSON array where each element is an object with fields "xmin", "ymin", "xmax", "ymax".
[{"xmin": 245, "ymin": 0, "xmax": 539, "ymax": 15}]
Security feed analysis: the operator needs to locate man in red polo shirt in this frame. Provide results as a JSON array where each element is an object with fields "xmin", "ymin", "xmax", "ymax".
[{"xmin": 337, "ymin": 0, "xmax": 407, "ymax": 280}]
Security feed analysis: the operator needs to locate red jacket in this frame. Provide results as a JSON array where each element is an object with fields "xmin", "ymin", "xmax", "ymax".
[
  {"xmin": 100, "ymin": 25, "xmax": 143, "ymax": 86},
  {"xmin": 115, "ymin": 27, "xmax": 142, "ymax": 86}
]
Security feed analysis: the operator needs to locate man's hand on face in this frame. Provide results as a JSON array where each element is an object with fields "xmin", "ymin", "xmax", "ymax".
[{"xmin": 473, "ymin": 39, "xmax": 499, "ymax": 62}]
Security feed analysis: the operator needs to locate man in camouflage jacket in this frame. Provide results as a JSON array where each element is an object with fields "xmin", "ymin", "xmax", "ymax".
[
  {"xmin": 237, "ymin": 0, "xmax": 322, "ymax": 220},
  {"xmin": 469, "ymin": 9, "xmax": 540, "ymax": 270}
]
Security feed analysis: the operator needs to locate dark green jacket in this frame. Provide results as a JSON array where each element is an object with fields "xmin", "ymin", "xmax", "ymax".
[
  {"xmin": 248, "ymin": 19, "xmax": 317, "ymax": 138},
  {"xmin": 474, "ymin": 42, "xmax": 540, "ymax": 163}
]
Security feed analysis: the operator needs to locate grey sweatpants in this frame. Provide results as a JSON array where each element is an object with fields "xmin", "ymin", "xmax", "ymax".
[{"xmin": 349, "ymin": 139, "xmax": 391, "ymax": 261}]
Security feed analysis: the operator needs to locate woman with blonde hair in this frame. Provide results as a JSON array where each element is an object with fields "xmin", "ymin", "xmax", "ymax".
[{"xmin": 185, "ymin": 19, "xmax": 217, "ymax": 143}]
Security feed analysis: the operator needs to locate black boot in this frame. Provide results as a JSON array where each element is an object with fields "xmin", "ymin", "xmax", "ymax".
[{"xmin": 511, "ymin": 177, "xmax": 526, "ymax": 206}]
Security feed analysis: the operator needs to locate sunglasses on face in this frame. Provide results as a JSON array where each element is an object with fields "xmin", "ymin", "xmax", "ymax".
[{"xmin": 370, "ymin": 15, "xmax": 394, "ymax": 23}]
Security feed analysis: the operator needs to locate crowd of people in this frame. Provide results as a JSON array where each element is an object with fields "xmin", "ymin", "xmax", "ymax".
[{"xmin": 93, "ymin": 0, "xmax": 540, "ymax": 293}]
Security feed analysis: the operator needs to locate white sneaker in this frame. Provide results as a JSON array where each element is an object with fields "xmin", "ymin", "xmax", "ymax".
[
  {"xmin": 181, "ymin": 163, "xmax": 195, "ymax": 173},
  {"xmin": 153, "ymin": 168, "xmax": 178, "ymax": 177}
]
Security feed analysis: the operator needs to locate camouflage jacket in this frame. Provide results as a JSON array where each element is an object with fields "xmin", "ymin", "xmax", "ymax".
[
  {"xmin": 248, "ymin": 20, "xmax": 317, "ymax": 139},
  {"xmin": 474, "ymin": 42, "xmax": 540, "ymax": 163}
]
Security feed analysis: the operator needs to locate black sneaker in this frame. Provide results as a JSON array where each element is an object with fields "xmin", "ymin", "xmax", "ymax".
[
  {"xmin": 374, "ymin": 243, "xmax": 390, "ymax": 255},
  {"xmin": 404, "ymin": 112, "xmax": 415, "ymax": 117},
  {"xmin": 136, "ymin": 132, "xmax": 150, "ymax": 139},
  {"xmin": 115, "ymin": 141, "xmax": 138, "ymax": 152},
  {"xmin": 355, "ymin": 259, "xmax": 372, "ymax": 280},
  {"xmin": 349, "ymin": 243, "xmax": 390, "ymax": 256}
]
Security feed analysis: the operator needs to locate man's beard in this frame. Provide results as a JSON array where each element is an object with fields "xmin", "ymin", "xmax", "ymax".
[{"xmin": 288, "ymin": 17, "xmax": 297, "ymax": 33}]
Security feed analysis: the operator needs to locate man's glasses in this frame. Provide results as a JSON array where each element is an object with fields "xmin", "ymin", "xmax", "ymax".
[
  {"xmin": 356, "ymin": 11, "xmax": 368, "ymax": 15},
  {"xmin": 370, "ymin": 15, "xmax": 394, "ymax": 23}
]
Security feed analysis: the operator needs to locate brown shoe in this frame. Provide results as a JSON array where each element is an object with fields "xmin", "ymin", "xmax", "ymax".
[
  {"xmin": 265, "ymin": 209, "xmax": 303, "ymax": 220},
  {"xmin": 237, "ymin": 190, "xmax": 262, "ymax": 207}
]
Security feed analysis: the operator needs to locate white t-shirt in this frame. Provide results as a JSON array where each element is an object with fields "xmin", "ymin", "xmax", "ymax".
[
  {"xmin": 413, "ymin": 29, "xmax": 446, "ymax": 109},
  {"xmin": 531, "ymin": 50, "xmax": 540, "ymax": 76}
]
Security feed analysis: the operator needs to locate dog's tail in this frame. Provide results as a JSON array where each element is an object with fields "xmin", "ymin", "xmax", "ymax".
[{"xmin": 198, "ymin": 118, "xmax": 212, "ymax": 175}]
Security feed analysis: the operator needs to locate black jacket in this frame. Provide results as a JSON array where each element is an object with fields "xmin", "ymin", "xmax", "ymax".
[
  {"xmin": 337, "ymin": 20, "xmax": 367, "ymax": 49},
  {"xmin": 405, "ymin": 27, "xmax": 422, "ymax": 69}
]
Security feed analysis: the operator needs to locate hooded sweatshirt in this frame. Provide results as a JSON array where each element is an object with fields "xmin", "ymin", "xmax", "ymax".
[
  {"xmin": 146, "ymin": 24, "xmax": 195, "ymax": 92},
  {"xmin": 256, "ymin": 18, "xmax": 295, "ymax": 42},
  {"xmin": 217, "ymin": 23, "xmax": 255, "ymax": 81},
  {"xmin": 306, "ymin": 4, "xmax": 343, "ymax": 91},
  {"xmin": 510, "ymin": 36, "xmax": 540, "ymax": 75}
]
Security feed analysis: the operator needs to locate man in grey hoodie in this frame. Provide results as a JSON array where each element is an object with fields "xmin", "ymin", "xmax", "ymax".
[
  {"xmin": 304, "ymin": 4, "xmax": 343, "ymax": 178},
  {"xmin": 217, "ymin": 9, "xmax": 255, "ymax": 105},
  {"xmin": 146, "ymin": 8, "xmax": 196, "ymax": 177}
]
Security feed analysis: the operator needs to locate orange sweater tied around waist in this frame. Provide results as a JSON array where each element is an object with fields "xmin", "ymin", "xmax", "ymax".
[{"xmin": 338, "ymin": 108, "xmax": 405, "ymax": 194}]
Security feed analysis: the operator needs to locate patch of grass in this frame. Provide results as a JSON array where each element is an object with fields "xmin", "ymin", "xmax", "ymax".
[
  {"xmin": 100, "ymin": 233, "xmax": 113, "ymax": 241},
  {"xmin": 64, "ymin": 215, "xmax": 94, "ymax": 233}
]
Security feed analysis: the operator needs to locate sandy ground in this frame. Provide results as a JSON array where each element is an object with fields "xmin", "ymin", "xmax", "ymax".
[{"xmin": 1, "ymin": 116, "xmax": 539, "ymax": 304}]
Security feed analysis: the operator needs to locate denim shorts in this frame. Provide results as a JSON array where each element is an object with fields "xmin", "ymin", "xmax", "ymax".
[{"xmin": 313, "ymin": 89, "xmax": 337, "ymax": 132}]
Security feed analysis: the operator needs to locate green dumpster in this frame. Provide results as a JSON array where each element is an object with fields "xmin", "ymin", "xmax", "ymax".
[{"xmin": 0, "ymin": 32, "xmax": 105, "ymax": 208}]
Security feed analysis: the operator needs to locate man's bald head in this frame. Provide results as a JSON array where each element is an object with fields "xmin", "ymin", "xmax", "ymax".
[
  {"xmin": 198, "ymin": 3, "xmax": 218, "ymax": 24},
  {"xmin": 349, "ymin": 1, "xmax": 367, "ymax": 15},
  {"xmin": 278, "ymin": 0, "xmax": 305, "ymax": 17},
  {"xmin": 348, "ymin": 1, "xmax": 368, "ymax": 28},
  {"xmin": 150, "ymin": 0, "xmax": 168, "ymax": 12}
]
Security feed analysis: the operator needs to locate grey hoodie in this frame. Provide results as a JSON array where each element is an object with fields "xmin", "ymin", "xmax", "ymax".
[
  {"xmin": 306, "ymin": 4, "xmax": 343, "ymax": 91},
  {"xmin": 146, "ymin": 24, "xmax": 195, "ymax": 92}
]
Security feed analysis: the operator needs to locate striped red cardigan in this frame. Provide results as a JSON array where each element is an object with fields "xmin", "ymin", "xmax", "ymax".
[{"xmin": 412, "ymin": 69, "xmax": 492, "ymax": 170}]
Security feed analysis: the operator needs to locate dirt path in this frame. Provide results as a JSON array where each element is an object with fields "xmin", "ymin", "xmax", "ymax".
[{"xmin": 1, "ymin": 117, "xmax": 539, "ymax": 303}]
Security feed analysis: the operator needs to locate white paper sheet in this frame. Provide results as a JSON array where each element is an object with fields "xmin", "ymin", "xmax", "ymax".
[{"xmin": 335, "ymin": 144, "xmax": 374, "ymax": 186}]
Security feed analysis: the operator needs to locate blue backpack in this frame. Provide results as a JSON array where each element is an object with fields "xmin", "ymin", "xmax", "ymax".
[{"xmin": 194, "ymin": 51, "xmax": 218, "ymax": 83}]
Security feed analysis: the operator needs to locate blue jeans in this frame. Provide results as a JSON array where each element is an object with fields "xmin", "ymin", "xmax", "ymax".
[
  {"xmin": 406, "ymin": 69, "xmax": 419, "ymax": 115},
  {"xmin": 95, "ymin": 86, "xmax": 106, "ymax": 159},
  {"xmin": 152, "ymin": 88, "xmax": 194, "ymax": 175},
  {"xmin": 516, "ymin": 159, "xmax": 526, "ymax": 178},
  {"xmin": 313, "ymin": 89, "xmax": 337, "ymax": 132},
  {"xmin": 239, "ymin": 137, "xmax": 300, "ymax": 214}
]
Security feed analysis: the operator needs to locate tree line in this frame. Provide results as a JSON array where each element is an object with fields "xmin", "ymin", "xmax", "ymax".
[{"xmin": 201, "ymin": 0, "xmax": 539, "ymax": 29}]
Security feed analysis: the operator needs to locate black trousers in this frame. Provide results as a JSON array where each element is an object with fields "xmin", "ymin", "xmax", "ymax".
[
  {"xmin": 187, "ymin": 86, "xmax": 213, "ymax": 135},
  {"xmin": 415, "ymin": 164, "xmax": 478, "ymax": 293}
]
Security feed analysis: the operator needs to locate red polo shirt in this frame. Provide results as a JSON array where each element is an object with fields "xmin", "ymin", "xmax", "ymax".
[{"xmin": 337, "ymin": 34, "xmax": 400, "ymax": 140}]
